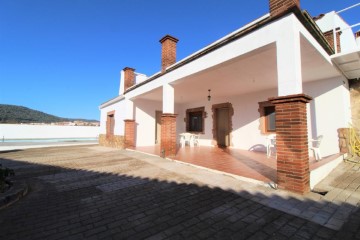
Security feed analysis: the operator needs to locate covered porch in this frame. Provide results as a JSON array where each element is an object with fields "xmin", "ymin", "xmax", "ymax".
[{"xmin": 130, "ymin": 145, "xmax": 343, "ymax": 188}]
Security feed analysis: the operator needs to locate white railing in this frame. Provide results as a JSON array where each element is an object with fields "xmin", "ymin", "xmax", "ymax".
[{"xmin": 333, "ymin": 3, "xmax": 360, "ymax": 53}]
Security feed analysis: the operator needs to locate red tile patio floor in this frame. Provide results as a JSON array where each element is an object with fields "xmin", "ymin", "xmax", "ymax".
[{"xmin": 130, "ymin": 145, "xmax": 342, "ymax": 184}]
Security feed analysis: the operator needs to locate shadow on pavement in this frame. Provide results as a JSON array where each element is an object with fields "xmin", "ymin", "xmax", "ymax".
[{"xmin": 0, "ymin": 146, "xmax": 358, "ymax": 239}]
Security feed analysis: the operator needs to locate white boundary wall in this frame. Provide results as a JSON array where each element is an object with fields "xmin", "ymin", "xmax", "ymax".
[{"xmin": 0, "ymin": 124, "xmax": 100, "ymax": 140}]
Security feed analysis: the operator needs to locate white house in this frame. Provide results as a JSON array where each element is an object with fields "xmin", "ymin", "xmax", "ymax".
[{"xmin": 99, "ymin": 0, "xmax": 360, "ymax": 194}]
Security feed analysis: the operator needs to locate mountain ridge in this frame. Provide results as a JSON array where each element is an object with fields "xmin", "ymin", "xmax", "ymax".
[{"xmin": 0, "ymin": 104, "xmax": 98, "ymax": 124}]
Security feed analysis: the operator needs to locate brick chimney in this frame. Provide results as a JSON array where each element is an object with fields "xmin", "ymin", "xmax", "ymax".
[
  {"xmin": 269, "ymin": 0, "xmax": 300, "ymax": 17},
  {"xmin": 160, "ymin": 35, "xmax": 179, "ymax": 72},
  {"xmin": 323, "ymin": 28, "xmax": 342, "ymax": 53},
  {"xmin": 123, "ymin": 67, "xmax": 135, "ymax": 91}
]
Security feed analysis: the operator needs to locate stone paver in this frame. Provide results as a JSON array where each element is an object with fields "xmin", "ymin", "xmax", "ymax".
[{"xmin": 0, "ymin": 145, "xmax": 359, "ymax": 239}]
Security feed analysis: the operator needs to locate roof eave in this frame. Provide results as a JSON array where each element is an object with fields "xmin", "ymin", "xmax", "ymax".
[
  {"xmin": 99, "ymin": 95, "xmax": 125, "ymax": 109},
  {"xmin": 123, "ymin": 7, "xmax": 334, "ymax": 95}
]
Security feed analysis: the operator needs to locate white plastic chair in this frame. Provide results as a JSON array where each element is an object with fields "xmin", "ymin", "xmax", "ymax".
[
  {"xmin": 193, "ymin": 134, "xmax": 200, "ymax": 146},
  {"xmin": 310, "ymin": 135, "xmax": 323, "ymax": 160},
  {"xmin": 180, "ymin": 133, "xmax": 193, "ymax": 147},
  {"xmin": 266, "ymin": 134, "xmax": 276, "ymax": 158}
]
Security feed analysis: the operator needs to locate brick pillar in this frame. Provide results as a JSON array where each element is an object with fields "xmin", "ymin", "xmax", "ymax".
[
  {"xmin": 323, "ymin": 28, "xmax": 342, "ymax": 53},
  {"xmin": 123, "ymin": 67, "xmax": 135, "ymax": 91},
  {"xmin": 159, "ymin": 35, "xmax": 179, "ymax": 72},
  {"xmin": 124, "ymin": 119, "xmax": 135, "ymax": 148},
  {"xmin": 269, "ymin": 94, "xmax": 312, "ymax": 194},
  {"xmin": 269, "ymin": 0, "xmax": 300, "ymax": 17},
  {"xmin": 160, "ymin": 114, "xmax": 177, "ymax": 157}
]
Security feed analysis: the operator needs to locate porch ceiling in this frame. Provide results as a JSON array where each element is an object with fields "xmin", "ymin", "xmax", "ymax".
[
  {"xmin": 331, "ymin": 49, "xmax": 360, "ymax": 80},
  {"xmin": 136, "ymin": 37, "xmax": 340, "ymax": 104}
]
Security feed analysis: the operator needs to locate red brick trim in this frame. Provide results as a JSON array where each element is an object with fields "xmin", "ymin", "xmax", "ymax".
[
  {"xmin": 269, "ymin": 93, "xmax": 312, "ymax": 104},
  {"xmin": 269, "ymin": 93, "xmax": 312, "ymax": 194},
  {"xmin": 107, "ymin": 110, "xmax": 115, "ymax": 116},
  {"xmin": 160, "ymin": 114, "xmax": 177, "ymax": 157},
  {"xmin": 106, "ymin": 111, "xmax": 115, "ymax": 138},
  {"xmin": 124, "ymin": 119, "xmax": 135, "ymax": 148}
]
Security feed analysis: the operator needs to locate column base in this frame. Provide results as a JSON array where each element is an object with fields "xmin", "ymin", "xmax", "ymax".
[
  {"xmin": 269, "ymin": 93, "xmax": 312, "ymax": 194},
  {"xmin": 124, "ymin": 119, "xmax": 136, "ymax": 148},
  {"xmin": 160, "ymin": 114, "xmax": 177, "ymax": 157}
]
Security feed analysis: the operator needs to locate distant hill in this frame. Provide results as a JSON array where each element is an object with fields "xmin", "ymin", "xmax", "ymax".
[{"xmin": 0, "ymin": 104, "xmax": 98, "ymax": 124}]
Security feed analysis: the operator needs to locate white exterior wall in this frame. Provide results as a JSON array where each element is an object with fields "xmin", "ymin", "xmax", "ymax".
[
  {"xmin": 230, "ymin": 90, "xmax": 276, "ymax": 150},
  {"xmin": 304, "ymin": 77, "xmax": 351, "ymax": 157},
  {"xmin": 119, "ymin": 70, "xmax": 125, "ymax": 95},
  {"xmin": 178, "ymin": 88, "xmax": 278, "ymax": 150},
  {"xmin": 0, "ymin": 124, "xmax": 99, "ymax": 139},
  {"xmin": 135, "ymin": 73, "xmax": 148, "ymax": 85},
  {"xmin": 176, "ymin": 77, "xmax": 350, "ymax": 158},
  {"xmin": 99, "ymin": 99, "xmax": 126, "ymax": 136},
  {"xmin": 134, "ymin": 99, "xmax": 183, "ymax": 146},
  {"xmin": 177, "ymin": 101, "xmax": 210, "ymax": 146},
  {"xmin": 133, "ymin": 99, "xmax": 161, "ymax": 146}
]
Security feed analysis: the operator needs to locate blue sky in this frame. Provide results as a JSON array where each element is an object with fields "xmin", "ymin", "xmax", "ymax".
[{"xmin": 1, "ymin": 0, "xmax": 359, "ymax": 120}]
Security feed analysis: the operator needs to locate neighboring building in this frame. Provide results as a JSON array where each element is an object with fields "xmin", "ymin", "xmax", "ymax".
[{"xmin": 99, "ymin": 0, "xmax": 360, "ymax": 194}]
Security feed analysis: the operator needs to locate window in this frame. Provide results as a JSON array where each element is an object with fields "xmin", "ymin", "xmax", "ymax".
[
  {"xmin": 186, "ymin": 107, "xmax": 205, "ymax": 133},
  {"xmin": 189, "ymin": 111, "xmax": 203, "ymax": 132},
  {"xmin": 265, "ymin": 106, "xmax": 275, "ymax": 132},
  {"xmin": 106, "ymin": 111, "xmax": 115, "ymax": 137},
  {"xmin": 259, "ymin": 101, "xmax": 276, "ymax": 133}
]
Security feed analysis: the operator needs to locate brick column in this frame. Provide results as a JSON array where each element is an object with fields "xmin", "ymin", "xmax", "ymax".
[
  {"xmin": 124, "ymin": 119, "xmax": 135, "ymax": 148},
  {"xmin": 160, "ymin": 114, "xmax": 177, "ymax": 157},
  {"xmin": 269, "ymin": 94, "xmax": 312, "ymax": 194}
]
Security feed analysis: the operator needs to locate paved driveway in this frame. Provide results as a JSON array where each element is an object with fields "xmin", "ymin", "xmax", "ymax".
[{"xmin": 0, "ymin": 145, "xmax": 358, "ymax": 239}]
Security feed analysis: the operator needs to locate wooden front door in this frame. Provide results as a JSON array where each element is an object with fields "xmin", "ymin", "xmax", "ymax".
[{"xmin": 216, "ymin": 108, "xmax": 230, "ymax": 147}]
